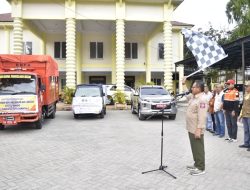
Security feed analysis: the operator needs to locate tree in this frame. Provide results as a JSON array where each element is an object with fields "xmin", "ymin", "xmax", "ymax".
[{"xmin": 226, "ymin": 0, "xmax": 250, "ymax": 40}]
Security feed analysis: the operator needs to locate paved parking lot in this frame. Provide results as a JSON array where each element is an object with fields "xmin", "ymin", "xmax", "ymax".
[{"xmin": 0, "ymin": 108, "xmax": 249, "ymax": 190}]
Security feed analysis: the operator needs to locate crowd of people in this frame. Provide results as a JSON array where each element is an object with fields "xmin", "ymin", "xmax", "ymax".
[
  {"xmin": 182, "ymin": 77, "xmax": 250, "ymax": 176},
  {"xmin": 204, "ymin": 79, "xmax": 250, "ymax": 151}
]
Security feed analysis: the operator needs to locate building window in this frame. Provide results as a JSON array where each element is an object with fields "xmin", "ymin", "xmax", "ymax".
[
  {"xmin": 54, "ymin": 42, "xmax": 66, "ymax": 59},
  {"xmin": 24, "ymin": 41, "xmax": 32, "ymax": 55},
  {"xmin": 125, "ymin": 42, "xmax": 138, "ymax": 59},
  {"xmin": 90, "ymin": 42, "xmax": 103, "ymax": 59},
  {"xmin": 151, "ymin": 78, "xmax": 161, "ymax": 85},
  {"xmin": 158, "ymin": 43, "xmax": 164, "ymax": 59},
  {"xmin": 61, "ymin": 78, "xmax": 66, "ymax": 90}
]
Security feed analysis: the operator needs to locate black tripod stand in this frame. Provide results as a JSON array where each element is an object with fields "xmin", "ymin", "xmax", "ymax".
[{"xmin": 142, "ymin": 105, "xmax": 177, "ymax": 179}]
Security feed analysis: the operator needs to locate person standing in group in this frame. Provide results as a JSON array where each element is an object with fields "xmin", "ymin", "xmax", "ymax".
[
  {"xmin": 238, "ymin": 81, "xmax": 250, "ymax": 151},
  {"xmin": 223, "ymin": 79, "xmax": 239, "ymax": 142},
  {"xmin": 182, "ymin": 77, "xmax": 207, "ymax": 176},
  {"xmin": 214, "ymin": 84, "xmax": 225, "ymax": 138},
  {"xmin": 208, "ymin": 86, "xmax": 217, "ymax": 133},
  {"xmin": 203, "ymin": 85, "xmax": 213, "ymax": 132}
]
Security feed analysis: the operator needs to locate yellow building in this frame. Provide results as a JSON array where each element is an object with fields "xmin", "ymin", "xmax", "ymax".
[{"xmin": 0, "ymin": 0, "xmax": 191, "ymax": 93}]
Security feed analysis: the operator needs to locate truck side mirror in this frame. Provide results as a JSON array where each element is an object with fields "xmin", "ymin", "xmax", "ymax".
[{"xmin": 41, "ymin": 84, "xmax": 46, "ymax": 91}]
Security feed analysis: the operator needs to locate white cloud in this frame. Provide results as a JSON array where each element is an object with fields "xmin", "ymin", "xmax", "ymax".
[
  {"xmin": 173, "ymin": 0, "xmax": 234, "ymax": 30},
  {"xmin": 0, "ymin": 0, "xmax": 11, "ymax": 14}
]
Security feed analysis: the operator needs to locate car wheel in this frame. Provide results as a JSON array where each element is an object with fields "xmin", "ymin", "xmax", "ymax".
[
  {"xmin": 131, "ymin": 103, "xmax": 136, "ymax": 114},
  {"xmin": 107, "ymin": 95, "xmax": 114, "ymax": 105},
  {"xmin": 169, "ymin": 115, "xmax": 176, "ymax": 120},
  {"xmin": 99, "ymin": 110, "xmax": 105, "ymax": 119},
  {"xmin": 74, "ymin": 114, "xmax": 79, "ymax": 119},
  {"xmin": 0, "ymin": 124, "xmax": 5, "ymax": 130},
  {"xmin": 138, "ymin": 108, "xmax": 145, "ymax": 120}
]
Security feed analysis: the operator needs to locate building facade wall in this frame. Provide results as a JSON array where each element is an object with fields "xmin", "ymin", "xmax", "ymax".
[{"xmin": 1, "ymin": 0, "xmax": 186, "ymax": 92}]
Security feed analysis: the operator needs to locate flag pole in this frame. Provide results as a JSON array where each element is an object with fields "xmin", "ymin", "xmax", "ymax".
[{"xmin": 186, "ymin": 69, "xmax": 203, "ymax": 78}]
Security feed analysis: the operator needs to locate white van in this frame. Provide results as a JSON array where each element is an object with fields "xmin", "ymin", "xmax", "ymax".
[{"xmin": 72, "ymin": 84, "xmax": 106, "ymax": 119}]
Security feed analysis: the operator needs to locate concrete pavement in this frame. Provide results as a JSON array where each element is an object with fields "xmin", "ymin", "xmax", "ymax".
[{"xmin": 0, "ymin": 108, "xmax": 249, "ymax": 190}]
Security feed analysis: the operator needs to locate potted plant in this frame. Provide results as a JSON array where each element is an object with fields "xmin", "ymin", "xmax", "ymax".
[
  {"xmin": 113, "ymin": 90, "xmax": 127, "ymax": 110},
  {"xmin": 60, "ymin": 86, "xmax": 75, "ymax": 111}
]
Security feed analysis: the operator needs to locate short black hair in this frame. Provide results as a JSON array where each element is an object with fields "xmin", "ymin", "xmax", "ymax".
[{"xmin": 193, "ymin": 80, "xmax": 205, "ymax": 92}]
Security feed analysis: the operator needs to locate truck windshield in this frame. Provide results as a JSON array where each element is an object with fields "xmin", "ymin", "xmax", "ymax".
[
  {"xmin": 75, "ymin": 86, "xmax": 101, "ymax": 97},
  {"xmin": 0, "ymin": 74, "xmax": 36, "ymax": 95},
  {"xmin": 141, "ymin": 87, "xmax": 169, "ymax": 95}
]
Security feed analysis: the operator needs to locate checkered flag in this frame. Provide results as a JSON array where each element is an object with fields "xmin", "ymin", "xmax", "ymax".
[{"xmin": 182, "ymin": 28, "xmax": 228, "ymax": 77}]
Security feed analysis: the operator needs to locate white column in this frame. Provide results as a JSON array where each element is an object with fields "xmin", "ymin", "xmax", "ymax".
[
  {"xmin": 178, "ymin": 66, "xmax": 184, "ymax": 93},
  {"xmin": 76, "ymin": 33, "xmax": 82, "ymax": 85},
  {"xmin": 163, "ymin": 20, "xmax": 173, "ymax": 91},
  {"xmin": 111, "ymin": 34, "xmax": 116, "ymax": 84},
  {"xmin": 146, "ymin": 39, "xmax": 151, "ymax": 83},
  {"xmin": 13, "ymin": 17, "xmax": 23, "ymax": 54},
  {"xmin": 4, "ymin": 27, "xmax": 10, "ymax": 53},
  {"xmin": 66, "ymin": 18, "xmax": 76, "ymax": 88},
  {"xmin": 116, "ymin": 19, "xmax": 125, "ymax": 91}
]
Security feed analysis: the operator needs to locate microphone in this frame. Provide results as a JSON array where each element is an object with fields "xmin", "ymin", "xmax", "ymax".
[{"xmin": 175, "ymin": 90, "xmax": 191, "ymax": 97}]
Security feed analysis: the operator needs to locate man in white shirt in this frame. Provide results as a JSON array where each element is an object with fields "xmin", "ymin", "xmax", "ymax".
[
  {"xmin": 203, "ymin": 85, "xmax": 213, "ymax": 131},
  {"xmin": 214, "ymin": 84, "xmax": 225, "ymax": 137}
]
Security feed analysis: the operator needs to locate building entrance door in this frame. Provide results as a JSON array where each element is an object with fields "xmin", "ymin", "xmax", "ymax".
[{"xmin": 89, "ymin": 76, "xmax": 106, "ymax": 84}]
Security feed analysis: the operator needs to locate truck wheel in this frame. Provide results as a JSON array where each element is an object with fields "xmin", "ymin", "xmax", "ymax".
[
  {"xmin": 169, "ymin": 115, "xmax": 176, "ymax": 120},
  {"xmin": 138, "ymin": 108, "xmax": 145, "ymax": 120},
  {"xmin": 131, "ymin": 104, "xmax": 136, "ymax": 114},
  {"xmin": 74, "ymin": 114, "xmax": 79, "ymax": 119},
  {"xmin": 49, "ymin": 110, "xmax": 56, "ymax": 119},
  {"xmin": 35, "ymin": 119, "xmax": 43, "ymax": 129},
  {"xmin": 0, "ymin": 124, "xmax": 5, "ymax": 130}
]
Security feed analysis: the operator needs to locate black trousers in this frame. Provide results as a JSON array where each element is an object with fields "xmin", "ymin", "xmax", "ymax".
[{"xmin": 225, "ymin": 111, "xmax": 238, "ymax": 139}]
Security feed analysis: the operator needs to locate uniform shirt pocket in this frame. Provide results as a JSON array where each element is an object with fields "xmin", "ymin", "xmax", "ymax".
[{"xmin": 191, "ymin": 103, "xmax": 198, "ymax": 113}]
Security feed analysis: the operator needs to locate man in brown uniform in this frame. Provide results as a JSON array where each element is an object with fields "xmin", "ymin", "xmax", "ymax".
[
  {"xmin": 239, "ymin": 81, "xmax": 250, "ymax": 151},
  {"xmin": 182, "ymin": 78, "xmax": 207, "ymax": 176}
]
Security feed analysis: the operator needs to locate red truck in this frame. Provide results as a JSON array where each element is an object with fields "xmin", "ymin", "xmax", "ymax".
[{"xmin": 0, "ymin": 55, "xmax": 59, "ymax": 129}]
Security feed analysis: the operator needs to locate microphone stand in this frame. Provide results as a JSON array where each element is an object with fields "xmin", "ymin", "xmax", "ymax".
[{"xmin": 142, "ymin": 99, "xmax": 181, "ymax": 179}]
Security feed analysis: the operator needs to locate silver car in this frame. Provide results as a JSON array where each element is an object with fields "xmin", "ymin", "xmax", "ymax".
[{"xmin": 131, "ymin": 85, "xmax": 177, "ymax": 120}]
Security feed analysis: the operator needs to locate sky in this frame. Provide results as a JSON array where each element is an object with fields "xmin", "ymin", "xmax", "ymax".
[
  {"xmin": 0, "ymin": 0, "xmax": 234, "ymax": 30},
  {"xmin": 173, "ymin": 0, "xmax": 234, "ymax": 30}
]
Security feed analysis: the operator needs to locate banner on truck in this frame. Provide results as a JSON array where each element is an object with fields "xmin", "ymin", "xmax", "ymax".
[{"xmin": 0, "ymin": 95, "xmax": 38, "ymax": 113}]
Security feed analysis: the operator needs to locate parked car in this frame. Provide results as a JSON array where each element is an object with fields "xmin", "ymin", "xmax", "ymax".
[
  {"xmin": 72, "ymin": 84, "xmax": 106, "ymax": 119},
  {"xmin": 105, "ymin": 84, "xmax": 135, "ymax": 104},
  {"xmin": 131, "ymin": 85, "xmax": 177, "ymax": 120}
]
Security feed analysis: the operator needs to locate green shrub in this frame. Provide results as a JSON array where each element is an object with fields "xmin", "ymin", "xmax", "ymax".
[
  {"xmin": 62, "ymin": 86, "xmax": 75, "ymax": 104},
  {"xmin": 113, "ymin": 90, "xmax": 126, "ymax": 104}
]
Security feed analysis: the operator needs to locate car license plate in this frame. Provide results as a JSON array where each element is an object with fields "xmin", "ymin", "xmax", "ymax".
[
  {"xmin": 5, "ymin": 116, "xmax": 14, "ymax": 121},
  {"xmin": 156, "ymin": 104, "xmax": 166, "ymax": 109}
]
